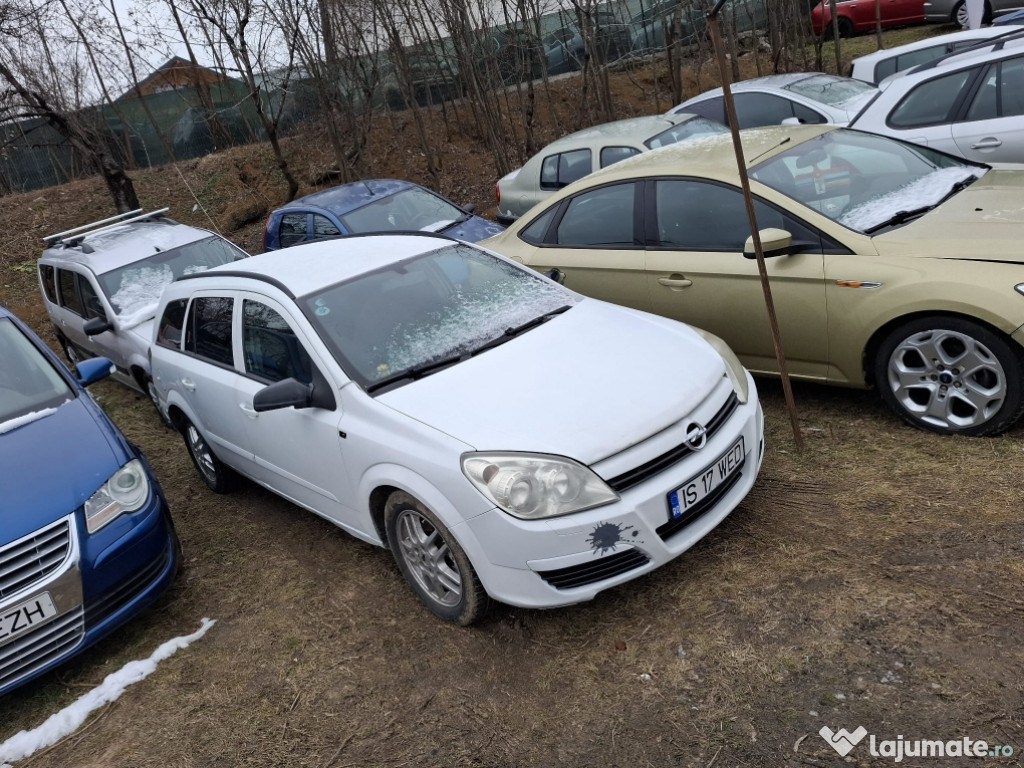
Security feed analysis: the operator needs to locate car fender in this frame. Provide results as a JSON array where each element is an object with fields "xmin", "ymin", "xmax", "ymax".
[
  {"xmin": 161, "ymin": 384, "xmax": 204, "ymax": 434},
  {"xmin": 357, "ymin": 462, "xmax": 492, "ymax": 544}
]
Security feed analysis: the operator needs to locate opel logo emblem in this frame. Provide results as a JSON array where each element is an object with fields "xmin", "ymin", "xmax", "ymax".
[{"xmin": 684, "ymin": 422, "xmax": 707, "ymax": 450}]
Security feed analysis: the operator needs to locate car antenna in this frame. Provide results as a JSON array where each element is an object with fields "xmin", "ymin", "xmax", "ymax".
[
  {"xmin": 749, "ymin": 137, "xmax": 791, "ymax": 164},
  {"xmin": 362, "ymin": 180, "xmax": 375, "ymax": 196}
]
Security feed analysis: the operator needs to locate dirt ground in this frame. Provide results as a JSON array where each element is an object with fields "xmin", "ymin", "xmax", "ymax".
[{"xmin": 2, "ymin": 26, "xmax": 1024, "ymax": 767}]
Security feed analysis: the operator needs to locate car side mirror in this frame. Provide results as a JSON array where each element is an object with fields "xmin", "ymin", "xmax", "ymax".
[
  {"xmin": 743, "ymin": 228, "xmax": 793, "ymax": 259},
  {"xmin": 253, "ymin": 378, "xmax": 313, "ymax": 412},
  {"xmin": 463, "ymin": 203, "xmax": 476, "ymax": 213},
  {"xmin": 83, "ymin": 316, "xmax": 113, "ymax": 336},
  {"xmin": 76, "ymin": 357, "xmax": 114, "ymax": 387},
  {"xmin": 543, "ymin": 268, "xmax": 566, "ymax": 284}
]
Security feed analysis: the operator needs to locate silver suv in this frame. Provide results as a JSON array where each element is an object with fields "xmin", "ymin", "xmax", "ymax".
[{"xmin": 38, "ymin": 208, "xmax": 248, "ymax": 407}]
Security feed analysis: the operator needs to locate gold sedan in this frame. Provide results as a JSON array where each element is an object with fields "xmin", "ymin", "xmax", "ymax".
[{"xmin": 482, "ymin": 125, "xmax": 1024, "ymax": 436}]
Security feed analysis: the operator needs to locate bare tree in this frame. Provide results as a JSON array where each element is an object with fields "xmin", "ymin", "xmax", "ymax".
[
  {"xmin": 0, "ymin": 0, "xmax": 139, "ymax": 209},
  {"xmin": 188, "ymin": 0, "xmax": 301, "ymax": 200}
]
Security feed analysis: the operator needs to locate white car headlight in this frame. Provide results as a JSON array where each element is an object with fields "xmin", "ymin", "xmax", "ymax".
[
  {"xmin": 84, "ymin": 459, "xmax": 150, "ymax": 533},
  {"xmin": 692, "ymin": 328, "xmax": 750, "ymax": 404},
  {"xmin": 462, "ymin": 452, "xmax": 619, "ymax": 520}
]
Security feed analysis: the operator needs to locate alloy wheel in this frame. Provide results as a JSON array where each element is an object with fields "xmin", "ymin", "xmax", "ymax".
[{"xmin": 394, "ymin": 508, "xmax": 463, "ymax": 608}]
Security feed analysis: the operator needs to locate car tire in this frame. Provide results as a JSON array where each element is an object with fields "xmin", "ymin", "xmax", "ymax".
[
  {"xmin": 180, "ymin": 417, "xmax": 235, "ymax": 493},
  {"xmin": 874, "ymin": 317, "xmax": 1024, "ymax": 436},
  {"xmin": 954, "ymin": 0, "xmax": 969, "ymax": 27},
  {"xmin": 59, "ymin": 336, "xmax": 83, "ymax": 367},
  {"xmin": 837, "ymin": 17, "xmax": 854, "ymax": 37},
  {"xmin": 143, "ymin": 374, "xmax": 173, "ymax": 429},
  {"xmin": 384, "ymin": 491, "xmax": 488, "ymax": 625}
]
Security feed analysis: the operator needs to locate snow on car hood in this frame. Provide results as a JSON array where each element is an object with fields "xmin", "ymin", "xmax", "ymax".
[
  {"xmin": 376, "ymin": 299, "xmax": 727, "ymax": 465},
  {"xmin": 874, "ymin": 168, "xmax": 1024, "ymax": 262}
]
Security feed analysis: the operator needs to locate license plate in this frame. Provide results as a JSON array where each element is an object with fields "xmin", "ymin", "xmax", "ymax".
[
  {"xmin": 668, "ymin": 436, "xmax": 745, "ymax": 519},
  {"xmin": 0, "ymin": 593, "xmax": 58, "ymax": 643}
]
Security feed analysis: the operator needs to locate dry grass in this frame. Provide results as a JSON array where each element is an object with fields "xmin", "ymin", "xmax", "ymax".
[{"xmin": 3, "ymin": 24, "xmax": 1024, "ymax": 766}]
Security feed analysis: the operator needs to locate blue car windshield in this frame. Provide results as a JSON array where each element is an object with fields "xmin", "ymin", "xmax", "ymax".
[
  {"xmin": 0, "ymin": 319, "xmax": 73, "ymax": 427},
  {"xmin": 301, "ymin": 243, "xmax": 578, "ymax": 389},
  {"xmin": 339, "ymin": 187, "xmax": 465, "ymax": 234}
]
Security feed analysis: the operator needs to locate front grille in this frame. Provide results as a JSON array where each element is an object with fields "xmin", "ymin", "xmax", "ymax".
[
  {"xmin": 655, "ymin": 462, "xmax": 745, "ymax": 542},
  {"xmin": 0, "ymin": 520, "xmax": 71, "ymax": 600},
  {"xmin": 85, "ymin": 542, "xmax": 171, "ymax": 629},
  {"xmin": 0, "ymin": 607, "xmax": 84, "ymax": 691},
  {"xmin": 537, "ymin": 549, "xmax": 650, "ymax": 590},
  {"xmin": 606, "ymin": 392, "xmax": 740, "ymax": 493}
]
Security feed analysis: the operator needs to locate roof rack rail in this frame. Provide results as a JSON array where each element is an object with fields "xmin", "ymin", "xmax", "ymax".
[
  {"xmin": 909, "ymin": 27, "xmax": 1024, "ymax": 74},
  {"xmin": 42, "ymin": 207, "xmax": 170, "ymax": 247}
]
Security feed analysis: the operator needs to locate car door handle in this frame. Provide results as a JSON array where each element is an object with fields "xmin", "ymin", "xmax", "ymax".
[
  {"xmin": 658, "ymin": 276, "xmax": 693, "ymax": 289},
  {"xmin": 238, "ymin": 402, "xmax": 258, "ymax": 418},
  {"xmin": 180, "ymin": 378, "xmax": 196, "ymax": 392},
  {"xmin": 971, "ymin": 137, "xmax": 1002, "ymax": 149}
]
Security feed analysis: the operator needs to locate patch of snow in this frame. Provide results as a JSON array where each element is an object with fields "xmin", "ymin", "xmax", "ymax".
[
  {"xmin": 0, "ymin": 618, "xmax": 216, "ymax": 768},
  {"xmin": 0, "ymin": 408, "xmax": 57, "ymax": 435},
  {"xmin": 108, "ymin": 263, "xmax": 173, "ymax": 328},
  {"xmin": 839, "ymin": 166, "xmax": 984, "ymax": 232}
]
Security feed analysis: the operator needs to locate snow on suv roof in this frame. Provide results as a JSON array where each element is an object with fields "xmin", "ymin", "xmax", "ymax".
[
  {"xmin": 40, "ymin": 218, "xmax": 217, "ymax": 275},
  {"xmin": 200, "ymin": 233, "xmax": 458, "ymax": 297}
]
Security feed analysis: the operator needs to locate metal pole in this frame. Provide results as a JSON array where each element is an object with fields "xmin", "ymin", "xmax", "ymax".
[{"xmin": 706, "ymin": 4, "xmax": 803, "ymax": 448}]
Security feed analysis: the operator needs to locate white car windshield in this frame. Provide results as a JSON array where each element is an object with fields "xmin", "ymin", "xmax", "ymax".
[
  {"xmin": 339, "ymin": 187, "xmax": 466, "ymax": 234},
  {"xmin": 0, "ymin": 319, "xmax": 73, "ymax": 427},
  {"xmin": 97, "ymin": 236, "xmax": 246, "ymax": 327},
  {"xmin": 750, "ymin": 129, "xmax": 986, "ymax": 234},
  {"xmin": 301, "ymin": 243, "xmax": 579, "ymax": 391},
  {"xmin": 645, "ymin": 116, "xmax": 728, "ymax": 149},
  {"xmin": 785, "ymin": 74, "xmax": 878, "ymax": 111}
]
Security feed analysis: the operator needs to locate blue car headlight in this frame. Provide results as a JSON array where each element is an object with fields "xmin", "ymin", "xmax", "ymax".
[{"xmin": 84, "ymin": 459, "xmax": 150, "ymax": 533}]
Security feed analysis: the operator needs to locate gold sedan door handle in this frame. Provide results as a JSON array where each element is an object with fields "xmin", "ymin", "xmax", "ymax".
[{"xmin": 658, "ymin": 276, "xmax": 693, "ymax": 289}]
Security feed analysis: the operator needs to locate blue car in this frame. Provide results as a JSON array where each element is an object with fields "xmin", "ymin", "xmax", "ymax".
[
  {"xmin": 262, "ymin": 179, "xmax": 504, "ymax": 251},
  {"xmin": 0, "ymin": 306, "xmax": 179, "ymax": 695}
]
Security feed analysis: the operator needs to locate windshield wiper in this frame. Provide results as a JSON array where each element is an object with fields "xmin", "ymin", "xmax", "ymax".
[
  {"xmin": 863, "ymin": 206, "xmax": 933, "ymax": 235},
  {"xmin": 938, "ymin": 174, "xmax": 978, "ymax": 205},
  {"xmin": 471, "ymin": 304, "xmax": 573, "ymax": 356},
  {"xmin": 439, "ymin": 212, "xmax": 473, "ymax": 232},
  {"xmin": 365, "ymin": 352, "xmax": 466, "ymax": 393}
]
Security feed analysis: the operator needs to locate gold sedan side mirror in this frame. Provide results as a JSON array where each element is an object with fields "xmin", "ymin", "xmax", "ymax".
[{"xmin": 743, "ymin": 228, "xmax": 793, "ymax": 260}]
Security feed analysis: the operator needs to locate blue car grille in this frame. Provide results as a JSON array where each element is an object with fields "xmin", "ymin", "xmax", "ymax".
[
  {"xmin": 0, "ymin": 520, "xmax": 71, "ymax": 600},
  {"xmin": 0, "ymin": 607, "xmax": 84, "ymax": 692}
]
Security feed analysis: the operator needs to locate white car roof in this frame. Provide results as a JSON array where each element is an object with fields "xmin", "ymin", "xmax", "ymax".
[
  {"xmin": 40, "ymin": 219, "xmax": 218, "ymax": 275},
  {"xmin": 542, "ymin": 113, "xmax": 701, "ymax": 151},
  {"xmin": 852, "ymin": 25, "xmax": 1021, "ymax": 72},
  {"xmin": 882, "ymin": 27, "xmax": 1024, "ymax": 84},
  {"xmin": 670, "ymin": 73, "xmax": 826, "ymax": 109},
  {"xmin": 200, "ymin": 233, "xmax": 456, "ymax": 297}
]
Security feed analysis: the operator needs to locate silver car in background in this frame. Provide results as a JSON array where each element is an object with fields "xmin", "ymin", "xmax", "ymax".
[
  {"xmin": 668, "ymin": 73, "xmax": 878, "ymax": 128},
  {"xmin": 37, "ymin": 209, "xmax": 248, "ymax": 406},
  {"xmin": 495, "ymin": 113, "xmax": 726, "ymax": 223}
]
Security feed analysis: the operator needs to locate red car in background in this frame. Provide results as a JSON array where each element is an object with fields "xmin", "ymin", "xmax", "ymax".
[{"xmin": 812, "ymin": 0, "xmax": 925, "ymax": 36}]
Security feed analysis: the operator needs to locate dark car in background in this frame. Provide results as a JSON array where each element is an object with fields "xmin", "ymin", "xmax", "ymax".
[
  {"xmin": 0, "ymin": 305, "xmax": 179, "ymax": 695},
  {"xmin": 263, "ymin": 179, "xmax": 504, "ymax": 251}
]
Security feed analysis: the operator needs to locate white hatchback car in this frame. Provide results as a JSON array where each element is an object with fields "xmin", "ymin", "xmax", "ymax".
[
  {"xmin": 849, "ymin": 32, "xmax": 1024, "ymax": 163},
  {"xmin": 150, "ymin": 234, "xmax": 764, "ymax": 624}
]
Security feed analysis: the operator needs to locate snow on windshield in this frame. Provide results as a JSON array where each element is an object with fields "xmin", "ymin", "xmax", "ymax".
[
  {"xmin": 787, "ymin": 75, "xmax": 877, "ymax": 109},
  {"xmin": 109, "ymin": 263, "xmax": 212, "ymax": 329},
  {"xmin": 839, "ymin": 166, "xmax": 984, "ymax": 232},
  {"xmin": 374, "ymin": 277, "xmax": 571, "ymax": 379}
]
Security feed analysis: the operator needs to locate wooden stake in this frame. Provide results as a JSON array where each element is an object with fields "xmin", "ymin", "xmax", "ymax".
[{"xmin": 706, "ymin": 5, "xmax": 803, "ymax": 448}]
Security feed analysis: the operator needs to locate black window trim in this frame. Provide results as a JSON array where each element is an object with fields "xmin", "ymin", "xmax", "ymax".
[
  {"xmin": 181, "ymin": 294, "xmax": 238, "ymax": 372},
  {"xmin": 642, "ymin": 175, "xmax": 853, "ymax": 255},
  {"xmin": 539, "ymin": 148, "xmax": 593, "ymax": 190},
  {"xmin": 884, "ymin": 64, "xmax": 983, "ymax": 131},
  {"xmin": 521, "ymin": 179, "xmax": 645, "ymax": 250}
]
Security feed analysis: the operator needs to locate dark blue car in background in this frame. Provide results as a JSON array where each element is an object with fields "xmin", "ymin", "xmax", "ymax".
[
  {"xmin": 0, "ymin": 306, "xmax": 179, "ymax": 695},
  {"xmin": 262, "ymin": 179, "xmax": 504, "ymax": 251}
]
